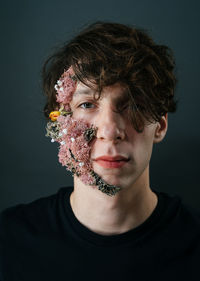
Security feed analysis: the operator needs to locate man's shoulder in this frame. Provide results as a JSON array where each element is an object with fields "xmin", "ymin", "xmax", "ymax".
[
  {"xmin": 154, "ymin": 189, "xmax": 200, "ymax": 231},
  {"xmin": 0, "ymin": 187, "xmax": 72, "ymax": 236},
  {"xmin": 179, "ymin": 201, "xmax": 200, "ymax": 229},
  {"xmin": 161, "ymin": 190, "xmax": 200, "ymax": 234}
]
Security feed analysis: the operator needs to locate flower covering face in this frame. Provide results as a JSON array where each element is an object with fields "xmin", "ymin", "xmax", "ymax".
[{"xmin": 46, "ymin": 66, "xmax": 121, "ymax": 196}]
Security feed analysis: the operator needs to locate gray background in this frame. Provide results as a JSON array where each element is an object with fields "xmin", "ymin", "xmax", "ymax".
[{"xmin": 0, "ymin": 0, "xmax": 199, "ymax": 212}]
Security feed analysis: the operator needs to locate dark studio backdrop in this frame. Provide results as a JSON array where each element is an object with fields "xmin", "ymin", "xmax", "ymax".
[{"xmin": 0, "ymin": 0, "xmax": 200, "ymax": 212}]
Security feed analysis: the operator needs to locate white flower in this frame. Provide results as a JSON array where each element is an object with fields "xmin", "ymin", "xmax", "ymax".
[
  {"xmin": 58, "ymin": 132, "xmax": 63, "ymax": 137},
  {"xmin": 71, "ymin": 137, "xmax": 75, "ymax": 142},
  {"xmin": 79, "ymin": 162, "xmax": 84, "ymax": 167},
  {"xmin": 57, "ymin": 80, "xmax": 62, "ymax": 86},
  {"xmin": 60, "ymin": 87, "xmax": 64, "ymax": 92},
  {"xmin": 61, "ymin": 141, "xmax": 66, "ymax": 145},
  {"xmin": 62, "ymin": 129, "xmax": 67, "ymax": 134},
  {"xmin": 51, "ymin": 139, "xmax": 55, "ymax": 143},
  {"xmin": 54, "ymin": 85, "xmax": 58, "ymax": 90}
]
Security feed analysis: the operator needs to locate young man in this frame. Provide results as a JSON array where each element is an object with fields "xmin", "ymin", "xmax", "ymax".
[{"xmin": 0, "ymin": 22, "xmax": 199, "ymax": 281}]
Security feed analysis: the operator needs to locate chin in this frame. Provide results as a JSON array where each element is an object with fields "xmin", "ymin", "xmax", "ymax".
[
  {"xmin": 97, "ymin": 173, "xmax": 123, "ymax": 187},
  {"xmin": 91, "ymin": 163, "xmax": 134, "ymax": 189}
]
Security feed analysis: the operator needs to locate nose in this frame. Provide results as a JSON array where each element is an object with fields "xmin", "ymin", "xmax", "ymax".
[{"xmin": 95, "ymin": 106, "xmax": 126, "ymax": 142}]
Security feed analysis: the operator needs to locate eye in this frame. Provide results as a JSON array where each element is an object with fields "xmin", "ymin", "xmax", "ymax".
[{"xmin": 79, "ymin": 102, "xmax": 95, "ymax": 109}]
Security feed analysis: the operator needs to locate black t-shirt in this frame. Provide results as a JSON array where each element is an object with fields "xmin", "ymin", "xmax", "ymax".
[{"xmin": 0, "ymin": 186, "xmax": 200, "ymax": 281}]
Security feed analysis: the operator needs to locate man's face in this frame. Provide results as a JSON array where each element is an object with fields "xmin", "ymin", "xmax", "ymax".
[{"xmin": 70, "ymin": 81, "xmax": 166, "ymax": 190}]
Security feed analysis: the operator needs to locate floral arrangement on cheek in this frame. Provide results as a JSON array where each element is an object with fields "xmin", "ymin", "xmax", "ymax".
[{"xmin": 45, "ymin": 66, "xmax": 121, "ymax": 196}]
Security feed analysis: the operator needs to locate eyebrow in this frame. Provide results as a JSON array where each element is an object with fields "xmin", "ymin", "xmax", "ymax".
[
  {"xmin": 73, "ymin": 89, "xmax": 94, "ymax": 97},
  {"xmin": 73, "ymin": 87, "xmax": 131, "ymax": 104}
]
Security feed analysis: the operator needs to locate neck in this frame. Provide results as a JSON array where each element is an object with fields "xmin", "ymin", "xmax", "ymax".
[{"xmin": 70, "ymin": 168, "xmax": 158, "ymax": 236}]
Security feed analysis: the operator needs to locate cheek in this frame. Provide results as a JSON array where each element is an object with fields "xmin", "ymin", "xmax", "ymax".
[{"xmin": 127, "ymin": 126, "xmax": 155, "ymax": 162}]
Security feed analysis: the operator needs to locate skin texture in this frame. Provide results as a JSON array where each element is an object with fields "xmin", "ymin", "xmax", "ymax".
[
  {"xmin": 70, "ymin": 82, "xmax": 167, "ymax": 190},
  {"xmin": 69, "ymin": 81, "xmax": 168, "ymax": 235}
]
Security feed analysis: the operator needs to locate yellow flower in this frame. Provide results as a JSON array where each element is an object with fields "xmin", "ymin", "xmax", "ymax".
[{"xmin": 49, "ymin": 111, "xmax": 61, "ymax": 121}]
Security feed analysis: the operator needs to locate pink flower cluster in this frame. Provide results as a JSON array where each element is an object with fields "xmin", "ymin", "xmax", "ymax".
[
  {"xmin": 54, "ymin": 66, "xmax": 77, "ymax": 110},
  {"xmin": 52, "ymin": 66, "xmax": 96, "ymax": 185},
  {"xmin": 57, "ymin": 115, "xmax": 95, "ymax": 185}
]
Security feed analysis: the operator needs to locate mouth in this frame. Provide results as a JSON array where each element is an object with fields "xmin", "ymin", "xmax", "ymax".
[{"xmin": 93, "ymin": 155, "xmax": 130, "ymax": 169}]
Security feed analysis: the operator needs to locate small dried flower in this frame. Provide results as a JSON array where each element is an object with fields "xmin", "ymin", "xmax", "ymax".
[
  {"xmin": 84, "ymin": 127, "xmax": 97, "ymax": 142},
  {"xmin": 57, "ymin": 80, "xmax": 62, "ymax": 86},
  {"xmin": 49, "ymin": 111, "xmax": 61, "ymax": 121},
  {"xmin": 46, "ymin": 121, "xmax": 61, "ymax": 140}
]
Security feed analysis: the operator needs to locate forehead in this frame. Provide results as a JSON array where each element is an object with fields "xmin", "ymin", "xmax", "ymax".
[{"xmin": 73, "ymin": 81, "xmax": 129, "ymax": 100}]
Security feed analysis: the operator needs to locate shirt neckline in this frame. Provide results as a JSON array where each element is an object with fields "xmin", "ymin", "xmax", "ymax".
[{"xmin": 62, "ymin": 186, "xmax": 173, "ymax": 247}]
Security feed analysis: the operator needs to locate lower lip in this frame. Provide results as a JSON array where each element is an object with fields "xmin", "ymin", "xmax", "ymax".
[{"xmin": 95, "ymin": 160, "xmax": 128, "ymax": 168}]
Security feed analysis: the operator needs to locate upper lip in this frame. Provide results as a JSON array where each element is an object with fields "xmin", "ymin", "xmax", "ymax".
[{"xmin": 94, "ymin": 155, "xmax": 129, "ymax": 161}]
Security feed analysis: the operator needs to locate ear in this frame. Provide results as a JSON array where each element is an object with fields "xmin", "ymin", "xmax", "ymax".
[{"xmin": 153, "ymin": 113, "xmax": 168, "ymax": 144}]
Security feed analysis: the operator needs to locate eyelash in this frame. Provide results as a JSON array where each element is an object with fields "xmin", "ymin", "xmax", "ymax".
[{"xmin": 78, "ymin": 102, "xmax": 95, "ymax": 109}]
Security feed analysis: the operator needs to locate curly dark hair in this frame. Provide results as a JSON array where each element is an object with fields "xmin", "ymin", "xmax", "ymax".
[{"xmin": 42, "ymin": 21, "xmax": 178, "ymax": 132}]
